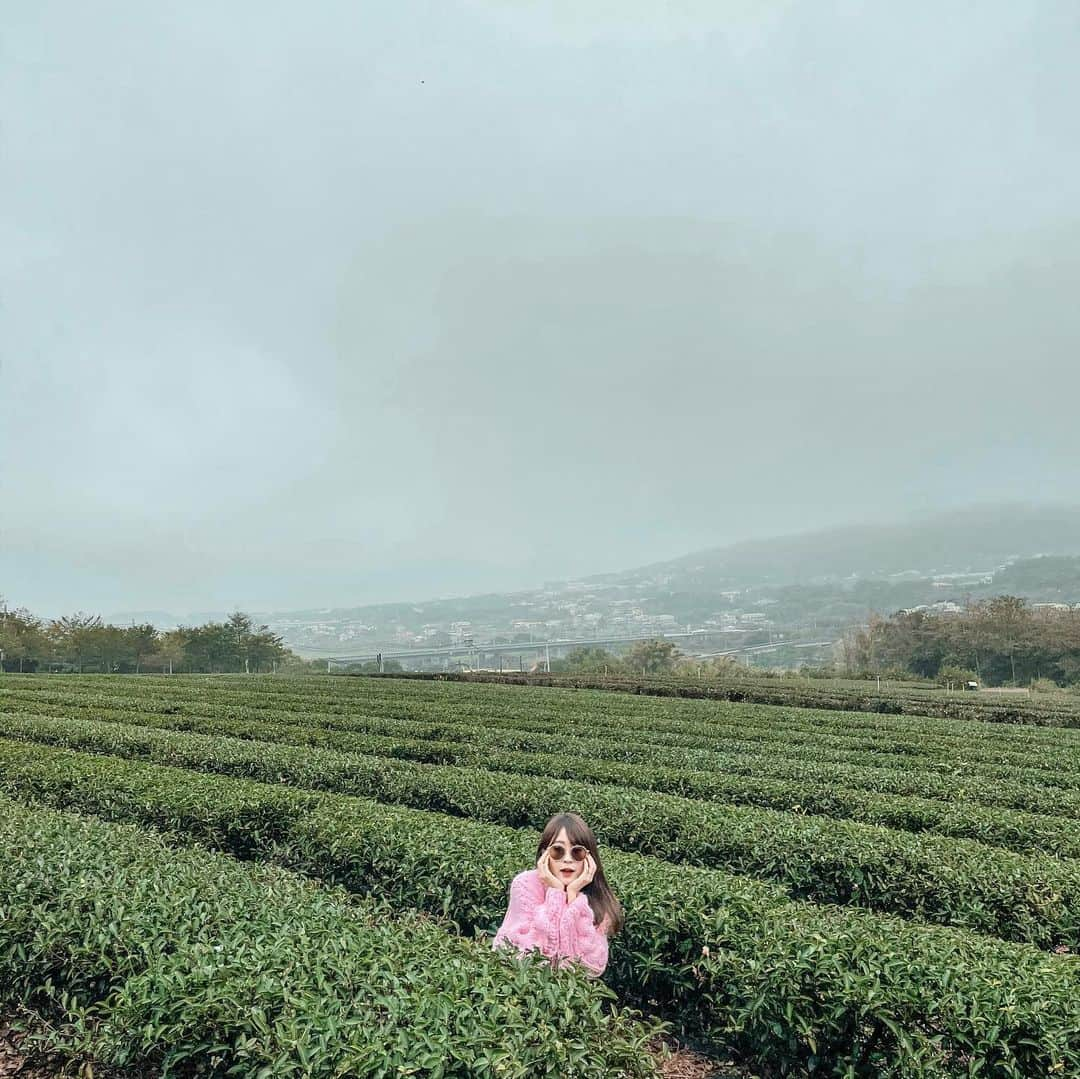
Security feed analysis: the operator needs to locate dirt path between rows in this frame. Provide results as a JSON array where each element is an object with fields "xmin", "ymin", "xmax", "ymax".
[
  {"xmin": 0, "ymin": 1022, "xmax": 146, "ymax": 1079},
  {"xmin": 649, "ymin": 1035, "xmax": 754, "ymax": 1077}
]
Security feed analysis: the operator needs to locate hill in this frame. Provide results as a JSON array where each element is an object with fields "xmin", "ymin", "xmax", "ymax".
[
  {"xmin": 618, "ymin": 503, "xmax": 1080, "ymax": 591},
  {"xmin": 105, "ymin": 503, "xmax": 1080, "ymax": 657}
]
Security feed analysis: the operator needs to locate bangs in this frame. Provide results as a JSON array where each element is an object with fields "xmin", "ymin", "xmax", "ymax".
[{"xmin": 538, "ymin": 812, "xmax": 595, "ymax": 852}]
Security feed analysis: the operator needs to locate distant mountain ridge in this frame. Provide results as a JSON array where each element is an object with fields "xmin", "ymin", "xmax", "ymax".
[
  {"xmin": 107, "ymin": 503, "xmax": 1080, "ymax": 629},
  {"xmin": 615, "ymin": 503, "xmax": 1080, "ymax": 591}
]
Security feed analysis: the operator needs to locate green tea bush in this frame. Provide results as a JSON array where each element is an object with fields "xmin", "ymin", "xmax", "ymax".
[
  {"xmin": 8, "ymin": 680, "xmax": 1080, "ymax": 815},
  {"xmin": 8, "ymin": 687, "xmax": 1080, "ymax": 817},
  {"xmin": 1, "ymin": 745, "xmax": 1079, "ymax": 1077},
  {"xmin": 10, "ymin": 673, "xmax": 1080, "ymax": 757},
  {"xmin": 0, "ymin": 795, "xmax": 657, "ymax": 1078},
  {"xmin": 3, "ymin": 721, "xmax": 1080, "ymax": 947},
  {"xmin": 372, "ymin": 669, "xmax": 1080, "ymax": 727}
]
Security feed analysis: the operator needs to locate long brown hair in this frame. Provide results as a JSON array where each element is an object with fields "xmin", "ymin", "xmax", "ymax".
[{"xmin": 537, "ymin": 812, "xmax": 623, "ymax": 935}]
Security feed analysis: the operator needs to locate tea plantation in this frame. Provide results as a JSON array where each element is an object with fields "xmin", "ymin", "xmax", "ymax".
[{"xmin": 1, "ymin": 674, "xmax": 1079, "ymax": 1077}]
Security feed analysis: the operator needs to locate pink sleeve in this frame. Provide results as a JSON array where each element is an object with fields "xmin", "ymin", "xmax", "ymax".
[
  {"xmin": 492, "ymin": 871, "xmax": 566, "ymax": 960},
  {"xmin": 556, "ymin": 895, "xmax": 610, "ymax": 977}
]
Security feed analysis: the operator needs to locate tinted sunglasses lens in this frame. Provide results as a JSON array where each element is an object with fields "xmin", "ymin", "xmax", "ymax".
[{"xmin": 549, "ymin": 844, "xmax": 589, "ymax": 862}]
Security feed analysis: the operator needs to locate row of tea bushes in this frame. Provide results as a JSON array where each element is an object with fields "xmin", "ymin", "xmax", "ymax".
[
  {"xmin": 12, "ymin": 673, "xmax": 1080, "ymax": 760},
  {"xmin": 8, "ymin": 676, "xmax": 1080, "ymax": 766},
  {"xmin": 10, "ymin": 686, "xmax": 1080, "ymax": 814},
  {"xmin": 140, "ymin": 665, "xmax": 1068, "ymax": 731},
  {"xmin": 0, "ymin": 794, "xmax": 657, "ymax": 1078},
  {"xmin": 374, "ymin": 669, "xmax": 1080, "ymax": 728},
  {"xmin": 1, "ymin": 741, "xmax": 1078, "ymax": 1077},
  {"xmin": 5, "ymin": 700, "xmax": 1080, "ymax": 856},
  {"xmin": 215, "ymin": 710, "xmax": 1080, "ymax": 815},
  {"xmin": 4, "ymin": 714, "xmax": 1079, "ymax": 944},
  {"xmin": 229, "ymin": 725, "xmax": 1080, "ymax": 854},
  {"xmin": 2, "ymin": 724, "xmax": 1080, "ymax": 949},
  {"xmin": 19, "ymin": 669, "xmax": 1080, "ymax": 742},
  {"xmin": 116, "ymin": 709, "xmax": 1080, "ymax": 834}
]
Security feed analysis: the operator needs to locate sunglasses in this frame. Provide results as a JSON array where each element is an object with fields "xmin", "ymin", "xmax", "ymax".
[{"xmin": 548, "ymin": 843, "xmax": 589, "ymax": 863}]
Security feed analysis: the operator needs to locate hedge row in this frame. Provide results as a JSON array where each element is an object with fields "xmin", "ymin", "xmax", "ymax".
[
  {"xmin": 358, "ymin": 669, "xmax": 1080, "ymax": 728},
  {"xmin": 8, "ymin": 683, "xmax": 1080, "ymax": 818},
  {"xmin": 4, "ymin": 705, "xmax": 1078, "ymax": 863},
  {"xmin": 26, "ymin": 690, "xmax": 1080, "ymax": 818},
  {"xmin": 12, "ymin": 672, "xmax": 1080, "ymax": 753},
  {"xmin": 8, "ymin": 678, "xmax": 1080, "ymax": 782},
  {"xmin": 122, "ymin": 664, "xmax": 1066, "ymax": 732},
  {"xmin": 10, "ymin": 680, "xmax": 1080, "ymax": 807},
  {"xmin": 0, "ymin": 794, "xmax": 656, "ymax": 1078},
  {"xmin": 10, "ymin": 673, "xmax": 1080, "ymax": 759},
  {"xmin": 1, "ymin": 741, "xmax": 1078, "ymax": 1077},
  {"xmin": 3, "ymin": 720, "xmax": 1080, "ymax": 947},
  {"xmin": 23, "ymin": 668, "xmax": 1080, "ymax": 745}
]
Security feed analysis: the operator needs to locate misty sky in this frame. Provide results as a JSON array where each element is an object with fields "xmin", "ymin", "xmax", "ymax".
[{"xmin": 3, "ymin": 1, "xmax": 1079, "ymax": 618}]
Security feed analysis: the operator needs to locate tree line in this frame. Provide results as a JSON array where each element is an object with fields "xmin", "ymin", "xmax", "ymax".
[
  {"xmin": 550, "ymin": 598, "xmax": 1080, "ymax": 689},
  {"xmin": 550, "ymin": 639, "xmax": 682, "ymax": 676},
  {"xmin": 8, "ymin": 592, "xmax": 1076, "ymax": 685},
  {"xmin": 0, "ymin": 600, "xmax": 301, "ymax": 674},
  {"xmin": 840, "ymin": 596, "xmax": 1080, "ymax": 687}
]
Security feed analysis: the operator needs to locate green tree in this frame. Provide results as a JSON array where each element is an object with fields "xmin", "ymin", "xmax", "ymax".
[
  {"xmin": 96, "ymin": 624, "xmax": 132, "ymax": 673},
  {"xmin": 0, "ymin": 601, "xmax": 48, "ymax": 672},
  {"xmin": 550, "ymin": 646, "xmax": 620, "ymax": 674},
  {"xmin": 49, "ymin": 612, "xmax": 105, "ymax": 672},
  {"xmin": 155, "ymin": 629, "xmax": 187, "ymax": 674},
  {"xmin": 179, "ymin": 622, "xmax": 233, "ymax": 673},
  {"xmin": 123, "ymin": 622, "xmax": 160, "ymax": 674},
  {"xmin": 226, "ymin": 611, "xmax": 254, "ymax": 672},
  {"xmin": 707, "ymin": 654, "xmax": 744, "ymax": 677},
  {"xmin": 624, "ymin": 639, "xmax": 679, "ymax": 675},
  {"xmin": 246, "ymin": 625, "xmax": 291, "ymax": 673},
  {"xmin": 936, "ymin": 665, "xmax": 979, "ymax": 689},
  {"xmin": 983, "ymin": 596, "xmax": 1034, "ymax": 684}
]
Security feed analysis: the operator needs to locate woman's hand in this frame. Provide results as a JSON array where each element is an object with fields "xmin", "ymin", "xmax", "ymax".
[
  {"xmin": 536, "ymin": 848, "xmax": 566, "ymax": 891},
  {"xmin": 566, "ymin": 853, "xmax": 596, "ymax": 904}
]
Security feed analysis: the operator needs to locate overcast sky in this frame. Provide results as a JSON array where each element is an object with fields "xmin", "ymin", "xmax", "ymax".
[{"xmin": 3, "ymin": 1, "xmax": 1079, "ymax": 618}]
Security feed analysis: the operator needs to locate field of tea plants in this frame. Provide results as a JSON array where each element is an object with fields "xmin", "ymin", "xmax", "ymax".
[
  {"xmin": 400, "ymin": 670, "xmax": 1080, "ymax": 728},
  {"xmin": 1, "ymin": 674, "xmax": 1079, "ymax": 1077}
]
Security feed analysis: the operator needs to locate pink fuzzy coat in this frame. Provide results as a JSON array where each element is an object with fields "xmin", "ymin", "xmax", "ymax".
[{"xmin": 491, "ymin": 869, "xmax": 610, "ymax": 977}]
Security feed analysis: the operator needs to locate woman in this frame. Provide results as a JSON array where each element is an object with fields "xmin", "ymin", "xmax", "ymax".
[{"xmin": 491, "ymin": 812, "xmax": 623, "ymax": 978}]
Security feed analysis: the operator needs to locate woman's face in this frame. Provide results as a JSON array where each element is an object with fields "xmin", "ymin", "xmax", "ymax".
[{"xmin": 547, "ymin": 826, "xmax": 585, "ymax": 886}]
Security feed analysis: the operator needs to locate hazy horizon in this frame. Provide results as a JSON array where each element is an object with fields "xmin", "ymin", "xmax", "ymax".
[
  {"xmin": 15, "ymin": 498, "xmax": 1080, "ymax": 623},
  {"xmin": 4, "ymin": 3, "xmax": 1079, "ymax": 617}
]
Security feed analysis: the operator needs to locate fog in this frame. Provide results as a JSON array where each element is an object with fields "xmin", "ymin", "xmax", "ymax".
[{"xmin": 3, "ymin": 1, "xmax": 1079, "ymax": 616}]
